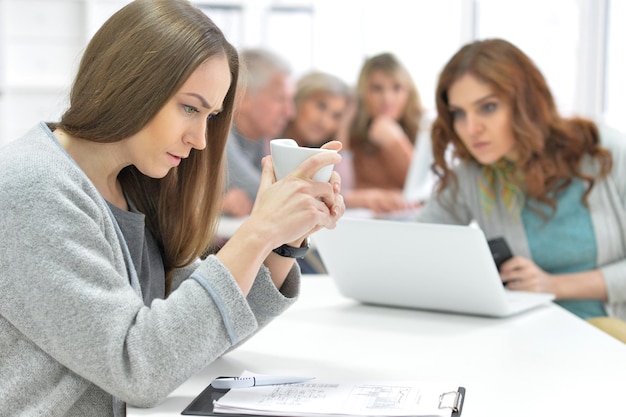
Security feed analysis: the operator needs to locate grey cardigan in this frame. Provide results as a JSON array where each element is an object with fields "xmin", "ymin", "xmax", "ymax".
[
  {"xmin": 0, "ymin": 123, "xmax": 300, "ymax": 416},
  {"xmin": 417, "ymin": 125, "xmax": 626, "ymax": 320}
]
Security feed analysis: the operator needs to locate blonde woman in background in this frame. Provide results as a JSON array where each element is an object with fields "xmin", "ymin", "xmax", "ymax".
[{"xmin": 349, "ymin": 52, "xmax": 425, "ymax": 214}]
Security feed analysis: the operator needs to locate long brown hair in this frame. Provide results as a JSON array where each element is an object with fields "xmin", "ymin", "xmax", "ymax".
[
  {"xmin": 350, "ymin": 52, "xmax": 423, "ymax": 150},
  {"xmin": 57, "ymin": 0, "xmax": 239, "ymax": 289},
  {"xmin": 432, "ymin": 38, "xmax": 611, "ymax": 211}
]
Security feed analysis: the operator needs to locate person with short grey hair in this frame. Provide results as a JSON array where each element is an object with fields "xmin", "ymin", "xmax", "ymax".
[{"xmin": 222, "ymin": 48, "xmax": 296, "ymax": 217}]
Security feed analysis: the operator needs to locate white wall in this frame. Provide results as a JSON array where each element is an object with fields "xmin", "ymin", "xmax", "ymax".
[{"xmin": 1, "ymin": 0, "xmax": 624, "ymax": 146}]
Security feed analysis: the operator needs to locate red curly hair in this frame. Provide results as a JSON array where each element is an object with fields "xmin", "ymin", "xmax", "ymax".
[{"xmin": 431, "ymin": 38, "xmax": 612, "ymax": 213}]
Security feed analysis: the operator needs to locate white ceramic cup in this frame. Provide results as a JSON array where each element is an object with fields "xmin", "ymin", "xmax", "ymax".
[{"xmin": 270, "ymin": 139, "xmax": 337, "ymax": 182}]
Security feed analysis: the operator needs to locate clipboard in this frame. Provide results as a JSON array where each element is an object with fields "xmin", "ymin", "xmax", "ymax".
[
  {"xmin": 181, "ymin": 385, "xmax": 243, "ymax": 416},
  {"xmin": 181, "ymin": 383, "xmax": 466, "ymax": 417}
]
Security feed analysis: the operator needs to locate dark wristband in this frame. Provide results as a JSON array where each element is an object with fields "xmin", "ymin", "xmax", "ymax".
[{"xmin": 272, "ymin": 237, "xmax": 310, "ymax": 258}]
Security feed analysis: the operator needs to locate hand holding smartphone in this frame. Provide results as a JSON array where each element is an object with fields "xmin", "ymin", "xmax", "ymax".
[{"xmin": 487, "ymin": 237, "xmax": 513, "ymax": 271}]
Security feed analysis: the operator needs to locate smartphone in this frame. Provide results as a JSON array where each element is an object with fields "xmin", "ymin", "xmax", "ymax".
[{"xmin": 487, "ymin": 237, "xmax": 513, "ymax": 271}]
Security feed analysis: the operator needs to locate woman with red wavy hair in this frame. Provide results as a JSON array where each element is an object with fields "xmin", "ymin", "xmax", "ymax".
[{"xmin": 417, "ymin": 38, "xmax": 626, "ymax": 338}]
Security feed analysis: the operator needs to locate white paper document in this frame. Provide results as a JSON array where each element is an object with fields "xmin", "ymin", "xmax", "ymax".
[{"xmin": 212, "ymin": 373, "xmax": 463, "ymax": 417}]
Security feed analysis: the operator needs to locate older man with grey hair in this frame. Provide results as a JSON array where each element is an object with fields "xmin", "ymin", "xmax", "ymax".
[{"xmin": 222, "ymin": 48, "xmax": 295, "ymax": 217}]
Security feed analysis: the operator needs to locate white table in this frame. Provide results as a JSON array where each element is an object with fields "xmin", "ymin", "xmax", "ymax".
[{"xmin": 128, "ymin": 275, "xmax": 626, "ymax": 417}]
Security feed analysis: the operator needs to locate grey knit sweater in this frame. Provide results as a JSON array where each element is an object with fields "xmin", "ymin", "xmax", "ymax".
[
  {"xmin": 0, "ymin": 122, "xmax": 300, "ymax": 416},
  {"xmin": 417, "ymin": 125, "xmax": 626, "ymax": 320}
]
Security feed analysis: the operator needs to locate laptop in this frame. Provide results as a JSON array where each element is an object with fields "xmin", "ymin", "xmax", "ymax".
[{"xmin": 312, "ymin": 217, "xmax": 555, "ymax": 317}]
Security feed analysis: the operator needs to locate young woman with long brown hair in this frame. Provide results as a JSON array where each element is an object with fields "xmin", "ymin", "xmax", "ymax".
[{"xmin": 0, "ymin": 1, "xmax": 345, "ymax": 415}]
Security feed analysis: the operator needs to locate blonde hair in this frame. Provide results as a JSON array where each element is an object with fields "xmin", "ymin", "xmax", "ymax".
[{"xmin": 350, "ymin": 52, "xmax": 423, "ymax": 149}]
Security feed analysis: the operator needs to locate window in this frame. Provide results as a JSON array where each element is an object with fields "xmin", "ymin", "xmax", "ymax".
[
  {"xmin": 312, "ymin": 0, "xmax": 465, "ymax": 111},
  {"xmin": 604, "ymin": 0, "xmax": 626, "ymax": 131},
  {"xmin": 196, "ymin": 4, "xmax": 243, "ymax": 47},
  {"xmin": 264, "ymin": 5, "xmax": 314, "ymax": 76},
  {"xmin": 0, "ymin": 0, "xmax": 619, "ymax": 144},
  {"xmin": 475, "ymin": 0, "xmax": 582, "ymax": 115}
]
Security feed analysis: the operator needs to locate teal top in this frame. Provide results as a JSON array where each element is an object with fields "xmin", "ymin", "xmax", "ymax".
[{"xmin": 522, "ymin": 179, "xmax": 606, "ymax": 319}]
